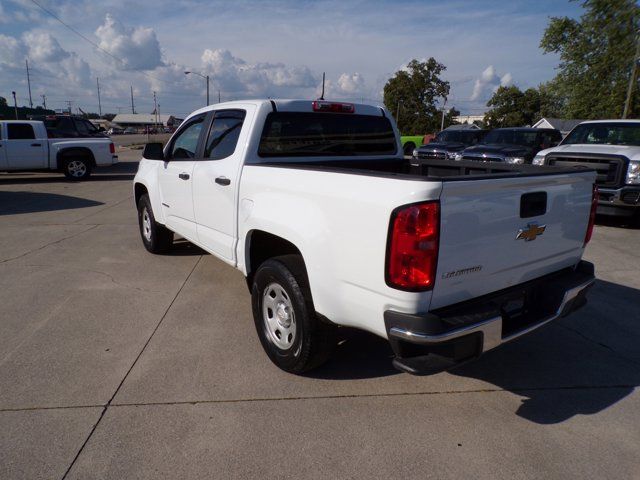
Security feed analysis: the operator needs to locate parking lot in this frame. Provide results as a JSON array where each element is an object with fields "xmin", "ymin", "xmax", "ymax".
[{"xmin": 1, "ymin": 150, "xmax": 639, "ymax": 479}]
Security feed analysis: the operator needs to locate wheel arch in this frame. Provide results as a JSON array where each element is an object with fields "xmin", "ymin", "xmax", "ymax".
[
  {"xmin": 57, "ymin": 147, "xmax": 96, "ymax": 169},
  {"xmin": 134, "ymin": 182, "xmax": 148, "ymax": 207},
  {"xmin": 244, "ymin": 230, "xmax": 306, "ymax": 291}
]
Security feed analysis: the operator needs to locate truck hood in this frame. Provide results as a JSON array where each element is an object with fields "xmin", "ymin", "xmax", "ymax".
[
  {"xmin": 417, "ymin": 141, "xmax": 467, "ymax": 152},
  {"xmin": 539, "ymin": 143, "xmax": 640, "ymax": 161},
  {"xmin": 463, "ymin": 144, "xmax": 534, "ymax": 158}
]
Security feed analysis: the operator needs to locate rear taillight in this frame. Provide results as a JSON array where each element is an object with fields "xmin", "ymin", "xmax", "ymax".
[
  {"xmin": 109, "ymin": 142, "xmax": 115, "ymax": 154},
  {"xmin": 312, "ymin": 101, "xmax": 355, "ymax": 113},
  {"xmin": 584, "ymin": 184, "xmax": 598, "ymax": 246},
  {"xmin": 386, "ymin": 201, "xmax": 440, "ymax": 291}
]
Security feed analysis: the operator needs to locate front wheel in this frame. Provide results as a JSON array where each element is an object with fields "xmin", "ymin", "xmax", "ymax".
[
  {"xmin": 251, "ymin": 255, "xmax": 336, "ymax": 373},
  {"xmin": 137, "ymin": 194, "xmax": 173, "ymax": 253},
  {"xmin": 63, "ymin": 158, "xmax": 92, "ymax": 180}
]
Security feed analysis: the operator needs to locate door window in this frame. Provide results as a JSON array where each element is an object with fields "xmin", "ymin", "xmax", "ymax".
[
  {"xmin": 204, "ymin": 110, "xmax": 246, "ymax": 160},
  {"xmin": 168, "ymin": 116, "xmax": 205, "ymax": 159},
  {"xmin": 7, "ymin": 124, "xmax": 36, "ymax": 140}
]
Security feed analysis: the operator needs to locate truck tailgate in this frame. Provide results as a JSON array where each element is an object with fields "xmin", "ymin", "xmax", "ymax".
[{"xmin": 430, "ymin": 170, "xmax": 596, "ymax": 310}]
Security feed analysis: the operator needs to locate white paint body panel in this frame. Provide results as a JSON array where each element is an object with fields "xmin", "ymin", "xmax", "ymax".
[{"xmin": 134, "ymin": 99, "xmax": 594, "ymax": 340}]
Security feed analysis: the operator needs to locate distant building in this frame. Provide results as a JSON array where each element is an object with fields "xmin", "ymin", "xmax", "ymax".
[
  {"xmin": 453, "ymin": 114, "xmax": 484, "ymax": 125},
  {"xmin": 444, "ymin": 124, "xmax": 481, "ymax": 131},
  {"xmin": 532, "ymin": 118, "xmax": 585, "ymax": 136},
  {"xmin": 111, "ymin": 113, "xmax": 183, "ymax": 129}
]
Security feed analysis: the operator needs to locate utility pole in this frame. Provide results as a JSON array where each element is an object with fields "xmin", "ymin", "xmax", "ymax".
[
  {"xmin": 41, "ymin": 94, "xmax": 47, "ymax": 110},
  {"xmin": 66, "ymin": 100, "xmax": 72, "ymax": 115},
  {"xmin": 218, "ymin": 90, "xmax": 221, "ymax": 103},
  {"xmin": 440, "ymin": 98, "xmax": 448, "ymax": 132},
  {"xmin": 96, "ymin": 77, "xmax": 102, "ymax": 117},
  {"xmin": 396, "ymin": 99, "xmax": 403, "ymax": 125},
  {"xmin": 25, "ymin": 59, "xmax": 33, "ymax": 108},
  {"xmin": 130, "ymin": 85, "xmax": 135, "ymax": 114},
  {"xmin": 623, "ymin": 30, "xmax": 640, "ymax": 119},
  {"xmin": 12, "ymin": 91, "xmax": 18, "ymax": 119},
  {"xmin": 153, "ymin": 91, "xmax": 158, "ymax": 127}
]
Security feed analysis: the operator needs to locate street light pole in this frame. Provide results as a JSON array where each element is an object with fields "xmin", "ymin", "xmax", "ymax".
[
  {"xmin": 185, "ymin": 71, "xmax": 210, "ymax": 106},
  {"xmin": 12, "ymin": 91, "xmax": 18, "ymax": 119}
]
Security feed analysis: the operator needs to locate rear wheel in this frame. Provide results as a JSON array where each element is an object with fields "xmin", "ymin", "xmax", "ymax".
[
  {"xmin": 62, "ymin": 157, "xmax": 92, "ymax": 180},
  {"xmin": 137, "ymin": 194, "xmax": 173, "ymax": 253},
  {"xmin": 251, "ymin": 255, "xmax": 336, "ymax": 373}
]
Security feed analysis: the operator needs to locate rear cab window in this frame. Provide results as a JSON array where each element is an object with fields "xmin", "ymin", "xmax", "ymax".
[{"xmin": 256, "ymin": 112, "xmax": 397, "ymax": 159}]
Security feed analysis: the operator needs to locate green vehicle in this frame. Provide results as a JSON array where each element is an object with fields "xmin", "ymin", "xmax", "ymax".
[{"xmin": 400, "ymin": 135, "xmax": 424, "ymax": 156}]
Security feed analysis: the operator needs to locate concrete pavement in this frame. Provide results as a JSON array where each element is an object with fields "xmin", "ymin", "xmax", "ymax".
[{"xmin": 1, "ymin": 152, "xmax": 639, "ymax": 479}]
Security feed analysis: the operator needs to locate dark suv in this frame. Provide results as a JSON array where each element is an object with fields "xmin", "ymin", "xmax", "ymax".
[
  {"xmin": 458, "ymin": 128, "xmax": 562, "ymax": 164},
  {"xmin": 412, "ymin": 129, "xmax": 488, "ymax": 162},
  {"xmin": 29, "ymin": 115, "xmax": 107, "ymax": 139}
]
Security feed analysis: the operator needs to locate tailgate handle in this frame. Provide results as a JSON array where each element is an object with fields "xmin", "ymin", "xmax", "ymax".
[{"xmin": 520, "ymin": 192, "xmax": 547, "ymax": 218}]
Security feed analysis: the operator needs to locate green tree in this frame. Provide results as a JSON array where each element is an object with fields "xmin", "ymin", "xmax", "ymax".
[
  {"xmin": 483, "ymin": 85, "xmax": 563, "ymax": 128},
  {"xmin": 383, "ymin": 58, "xmax": 450, "ymax": 134},
  {"xmin": 0, "ymin": 96, "xmax": 7, "ymax": 107},
  {"xmin": 540, "ymin": 0, "xmax": 640, "ymax": 118}
]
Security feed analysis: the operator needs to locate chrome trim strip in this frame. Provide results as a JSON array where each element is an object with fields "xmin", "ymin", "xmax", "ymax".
[{"xmin": 388, "ymin": 277, "xmax": 594, "ymax": 352}]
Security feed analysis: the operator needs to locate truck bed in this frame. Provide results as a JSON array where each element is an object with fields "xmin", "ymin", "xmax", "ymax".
[{"xmin": 255, "ymin": 157, "xmax": 594, "ymax": 181}]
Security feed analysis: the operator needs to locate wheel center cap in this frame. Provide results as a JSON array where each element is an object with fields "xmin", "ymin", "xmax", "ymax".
[{"xmin": 276, "ymin": 303, "xmax": 290, "ymax": 328}]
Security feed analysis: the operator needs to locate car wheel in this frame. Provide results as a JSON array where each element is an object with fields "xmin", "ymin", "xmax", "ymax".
[
  {"xmin": 403, "ymin": 142, "xmax": 416, "ymax": 156},
  {"xmin": 251, "ymin": 255, "xmax": 336, "ymax": 373},
  {"xmin": 137, "ymin": 194, "xmax": 173, "ymax": 253},
  {"xmin": 63, "ymin": 158, "xmax": 92, "ymax": 180}
]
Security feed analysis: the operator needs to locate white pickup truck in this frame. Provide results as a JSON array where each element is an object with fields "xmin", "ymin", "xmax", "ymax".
[
  {"xmin": 0, "ymin": 120, "xmax": 117, "ymax": 180},
  {"xmin": 533, "ymin": 120, "xmax": 640, "ymax": 218},
  {"xmin": 133, "ymin": 100, "xmax": 597, "ymax": 374}
]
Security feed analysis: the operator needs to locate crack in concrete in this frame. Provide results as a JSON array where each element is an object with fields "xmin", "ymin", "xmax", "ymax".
[
  {"xmin": 59, "ymin": 255, "xmax": 202, "ymax": 480},
  {"xmin": 558, "ymin": 323, "xmax": 640, "ymax": 368},
  {"xmin": 0, "ymin": 225, "xmax": 99, "ymax": 264},
  {"xmin": 2, "ymin": 383, "xmax": 637, "ymax": 414}
]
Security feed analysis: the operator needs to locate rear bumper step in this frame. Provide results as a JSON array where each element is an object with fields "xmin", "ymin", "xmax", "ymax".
[{"xmin": 385, "ymin": 261, "xmax": 595, "ymax": 374}]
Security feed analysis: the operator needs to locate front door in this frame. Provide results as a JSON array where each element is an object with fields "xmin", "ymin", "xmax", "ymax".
[
  {"xmin": 6, "ymin": 123, "xmax": 46, "ymax": 169},
  {"xmin": 193, "ymin": 107, "xmax": 252, "ymax": 263},
  {"xmin": 158, "ymin": 114, "xmax": 206, "ymax": 242}
]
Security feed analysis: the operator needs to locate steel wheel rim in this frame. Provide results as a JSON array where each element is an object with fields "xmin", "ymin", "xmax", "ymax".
[
  {"xmin": 142, "ymin": 208, "xmax": 152, "ymax": 241},
  {"xmin": 262, "ymin": 282, "xmax": 296, "ymax": 350},
  {"xmin": 68, "ymin": 160, "xmax": 87, "ymax": 177}
]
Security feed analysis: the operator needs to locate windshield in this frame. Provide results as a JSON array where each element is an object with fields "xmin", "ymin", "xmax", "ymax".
[
  {"xmin": 435, "ymin": 131, "xmax": 478, "ymax": 144},
  {"xmin": 258, "ymin": 112, "xmax": 397, "ymax": 157},
  {"xmin": 482, "ymin": 130, "xmax": 538, "ymax": 147},
  {"xmin": 562, "ymin": 123, "xmax": 640, "ymax": 146}
]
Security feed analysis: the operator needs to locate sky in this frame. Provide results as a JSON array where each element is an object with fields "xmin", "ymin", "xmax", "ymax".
[{"xmin": 0, "ymin": 0, "xmax": 583, "ymax": 117}]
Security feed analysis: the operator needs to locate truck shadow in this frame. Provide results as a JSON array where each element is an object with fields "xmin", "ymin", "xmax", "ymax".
[
  {"xmin": 0, "ymin": 191, "xmax": 103, "ymax": 215},
  {"xmin": 311, "ymin": 279, "xmax": 640, "ymax": 424},
  {"xmin": 595, "ymin": 214, "xmax": 639, "ymax": 229},
  {"xmin": 0, "ymin": 162, "xmax": 138, "ymax": 185}
]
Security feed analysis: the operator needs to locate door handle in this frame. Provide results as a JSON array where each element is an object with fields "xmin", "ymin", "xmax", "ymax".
[
  {"xmin": 215, "ymin": 176, "xmax": 231, "ymax": 186},
  {"xmin": 31, "ymin": 143, "xmax": 42, "ymax": 147},
  {"xmin": 178, "ymin": 173, "xmax": 190, "ymax": 180}
]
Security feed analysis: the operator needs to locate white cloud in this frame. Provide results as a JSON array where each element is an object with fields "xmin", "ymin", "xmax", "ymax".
[
  {"xmin": 200, "ymin": 48, "xmax": 316, "ymax": 96},
  {"xmin": 22, "ymin": 32, "xmax": 69, "ymax": 63},
  {"xmin": 95, "ymin": 13, "xmax": 163, "ymax": 71},
  {"xmin": 0, "ymin": 34, "xmax": 27, "ymax": 66},
  {"xmin": 470, "ymin": 65, "xmax": 513, "ymax": 101},
  {"xmin": 337, "ymin": 72, "xmax": 365, "ymax": 94},
  {"xmin": 316, "ymin": 72, "xmax": 367, "ymax": 100}
]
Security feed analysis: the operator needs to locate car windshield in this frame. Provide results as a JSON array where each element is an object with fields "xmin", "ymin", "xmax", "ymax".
[
  {"xmin": 562, "ymin": 123, "xmax": 640, "ymax": 146},
  {"xmin": 435, "ymin": 131, "xmax": 478, "ymax": 143},
  {"xmin": 482, "ymin": 130, "xmax": 538, "ymax": 147}
]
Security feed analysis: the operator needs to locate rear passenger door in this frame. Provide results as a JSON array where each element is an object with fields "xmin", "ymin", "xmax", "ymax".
[
  {"xmin": 193, "ymin": 106, "xmax": 253, "ymax": 263},
  {"xmin": 6, "ymin": 123, "xmax": 46, "ymax": 169},
  {"xmin": 0, "ymin": 124, "xmax": 7, "ymax": 170}
]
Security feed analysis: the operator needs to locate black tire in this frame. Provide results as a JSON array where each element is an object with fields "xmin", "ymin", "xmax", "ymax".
[
  {"xmin": 403, "ymin": 142, "xmax": 416, "ymax": 156},
  {"xmin": 62, "ymin": 157, "xmax": 92, "ymax": 180},
  {"xmin": 251, "ymin": 255, "xmax": 336, "ymax": 373},
  {"xmin": 137, "ymin": 194, "xmax": 173, "ymax": 253}
]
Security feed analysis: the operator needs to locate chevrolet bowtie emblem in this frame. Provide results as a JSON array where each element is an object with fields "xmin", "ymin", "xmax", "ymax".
[{"xmin": 516, "ymin": 223, "xmax": 546, "ymax": 241}]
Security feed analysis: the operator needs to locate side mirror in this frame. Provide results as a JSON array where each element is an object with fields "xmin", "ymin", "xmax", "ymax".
[{"xmin": 143, "ymin": 142, "xmax": 165, "ymax": 161}]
